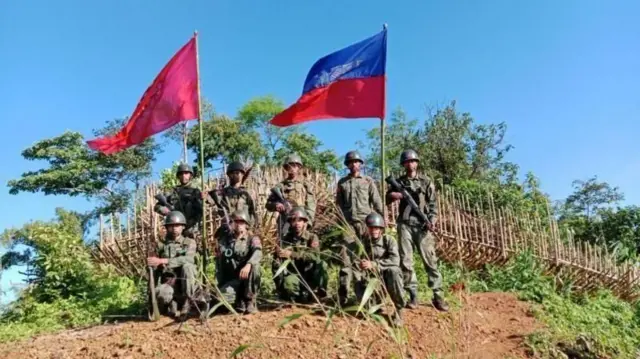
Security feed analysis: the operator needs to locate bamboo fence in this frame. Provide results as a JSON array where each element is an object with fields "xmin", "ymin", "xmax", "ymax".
[{"xmin": 91, "ymin": 167, "xmax": 640, "ymax": 302}]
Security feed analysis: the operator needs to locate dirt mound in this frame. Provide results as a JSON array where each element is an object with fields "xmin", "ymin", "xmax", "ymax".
[{"xmin": 0, "ymin": 292, "xmax": 540, "ymax": 359}]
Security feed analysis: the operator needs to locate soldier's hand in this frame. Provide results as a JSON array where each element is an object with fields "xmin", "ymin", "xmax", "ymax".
[
  {"xmin": 360, "ymin": 260, "xmax": 373, "ymax": 270},
  {"xmin": 161, "ymin": 207, "xmax": 171, "ymax": 215},
  {"xmin": 275, "ymin": 203, "xmax": 286, "ymax": 212},
  {"xmin": 239, "ymin": 263, "xmax": 252, "ymax": 279},
  {"xmin": 389, "ymin": 192, "xmax": 403, "ymax": 201},
  {"xmin": 423, "ymin": 222, "xmax": 435, "ymax": 232},
  {"xmin": 279, "ymin": 249, "xmax": 292, "ymax": 259},
  {"xmin": 147, "ymin": 256, "xmax": 166, "ymax": 267}
]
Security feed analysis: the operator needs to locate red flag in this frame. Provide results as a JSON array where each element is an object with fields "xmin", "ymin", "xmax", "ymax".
[{"xmin": 87, "ymin": 37, "xmax": 199, "ymax": 154}]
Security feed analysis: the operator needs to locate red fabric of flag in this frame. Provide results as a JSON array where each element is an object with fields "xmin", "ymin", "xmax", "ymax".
[{"xmin": 87, "ymin": 37, "xmax": 199, "ymax": 154}]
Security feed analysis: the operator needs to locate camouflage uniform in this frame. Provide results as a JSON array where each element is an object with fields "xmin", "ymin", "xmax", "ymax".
[
  {"xmin": 336, "ymin": 150, "xmax": 384, "ymax": 303},
  {"xmin": 265, "ymin": 155, "xmax": 316, "ymax": 236},
  {"xmin": 342, "ymin": 213, "xmax": 405, "ymax": 319},
  {"xmin": 154, "ymin": 234, "xmax": 199, "ymax": 309},
  {"xmin": 385, "ymin": 150, "xmax": 445, "ymax": 306},
  {"xmin": 216, "ymin": 228, "xmax": 263, "ymax": 311},
  {"xmin": 273, "ymin": 226, "xmax": 329, "ymax": 302},
  {"xmin": 154, "ymin": 164, "xmax": 203, "ymax": 239}
]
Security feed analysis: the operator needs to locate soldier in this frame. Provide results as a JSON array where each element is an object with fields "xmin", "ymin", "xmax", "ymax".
[
  {"xmin": 386, "ymin": 149, "xmax": 449, "ymax": 312},
  {"xmin": 273, "ymin": 207, "xmax": 329, "ymax": 303},
  {"xmin": 265, "ymin": 154, "xmax": 316, "ymax": 237},
  {"xmin": 147, "ymin": 211, "xmax": 199, "ymax": 318},
  {"xmin": 215, "ymin": 210, "xmax": 262, "ymax": 314},
  {"xmin": 209, "ymin": 161, "xmax": 257, "ymax": 238},
  {"xmin": 154, "ymin": 163, "xmax": 203, "ymax": 239},
  {"xmin": 343, "ymin": 212, "xmax": 405, "ymax": 326},
  {"xmin": 336, "ymin": 150, "xmax": 384, "ymax": 305}
]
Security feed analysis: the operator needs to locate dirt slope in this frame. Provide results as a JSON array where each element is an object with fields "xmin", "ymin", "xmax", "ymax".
[{"xmin": 0, "ymin": 292, "xmax": 540, "ymax": 359}]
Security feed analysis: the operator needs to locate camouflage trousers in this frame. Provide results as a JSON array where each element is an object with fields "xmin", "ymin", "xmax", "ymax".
[
  {"xmin": 338, "ymin": 221, "xmax": 367, "ymax": 301},
  {"xmin": 217, "ymin": 265, "xmax": 261, "ymax": 305},
  {"xmin": 273, "ymin": 259, "xmax": 329, "ymax": 302},
  {"xmin": 344, "ymin": 266, "xmax": 405, "ymax": 309},
  {"xmin": 398, "ymin": 222, "xmax": 444, "ymax": 299},
  {"xmin": 155, "ymin": 263, "xmax": 198, "ymax": 306}
]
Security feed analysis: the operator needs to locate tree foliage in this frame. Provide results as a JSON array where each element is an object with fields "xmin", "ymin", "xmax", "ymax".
[
  {"xmin": 7, "ymin": 118, "xmax": 160, "ymax": 218},
  {"xmin": 189, "ymin": 96, "xmax": 339, "ymax": 174}
]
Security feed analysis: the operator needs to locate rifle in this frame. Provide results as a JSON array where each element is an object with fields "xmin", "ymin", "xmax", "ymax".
[
  {"xmin": 210, "ymin": 190, "xmax": 231, "ymax": 232},
  {"xmin": 155, "ymin": 193, "xmax": 175, "ymax": 212},
  {"xmin": 270, "ymin": 187, "xmax": 292, "ymax": 273},
  {"xmin": 385, "ymin": 175, "xmax": 433, "ymax": 227}
]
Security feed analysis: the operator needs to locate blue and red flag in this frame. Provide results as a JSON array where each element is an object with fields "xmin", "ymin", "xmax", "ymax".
[{"xmin": 269, "ymin": 28, "xmax": 387, "ymax": 127}]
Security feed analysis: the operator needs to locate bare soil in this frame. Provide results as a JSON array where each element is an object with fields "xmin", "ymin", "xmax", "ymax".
[{"xmin": 0, "ymin": 292, "xmax": 540, "ymax": 359}]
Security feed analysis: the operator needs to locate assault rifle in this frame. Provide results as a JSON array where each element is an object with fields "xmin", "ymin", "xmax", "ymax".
[
  {"xmin": 385, "ymin": 175, "xmax": 433, "ymax": 228},
  {"xmin": 155, "ymin": 193, "xmax": 175, "ymax": 212},
  {"xmin": 270, "ymin": 187, "xmax": 293, "ymax": 273},
  {"xmin": 210, "ymin": 190, "xmax": 231, "ymax": 232}
]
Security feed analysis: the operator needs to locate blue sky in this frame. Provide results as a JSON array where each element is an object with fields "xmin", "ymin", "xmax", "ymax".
[{"xmin": 1, "ymin": 0, "xmax": 639, "ymax": 302}]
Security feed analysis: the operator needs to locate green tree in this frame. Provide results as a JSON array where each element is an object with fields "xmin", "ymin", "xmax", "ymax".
[{"xmin": 7, "ymin": 118, "xmax": 161, "ymax": 219}]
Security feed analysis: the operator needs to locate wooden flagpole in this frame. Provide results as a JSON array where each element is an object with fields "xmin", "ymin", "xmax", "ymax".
[
  {"xmin": 380, "ymin": 23, "xmax": 388, "ymax": 222},
  {"xmin": 194, "ymin": 30, "xmax": 208, "ymax": 273}
]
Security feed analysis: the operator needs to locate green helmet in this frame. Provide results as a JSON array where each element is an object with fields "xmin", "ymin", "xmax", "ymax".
[
  {"xmin": 365, "ymin": 212, "xmax": 385, "ymax": 228},
  {"xmin": 226, "ymin": 161, "xmax": 245, "ymax": 175},
  {"xmin": 283, "ymin": 154, "xmax": 303, "ymax": 167},
  {"xmin": 230, "ymin": 209, "xmax": 250, "ymax": 223},
  {"xmin": 288, "ymin": 207, "xmax": 309, "ymax": 222},
  {"xmin": 176, "ymin": 163, "xmax": 194, "ymax": 175},
  {"xmin": 344, "ymin": 150, "xmax": 364, "ymax": 166},
  {"xmin": 400, "ymin": 150, "xmax": 420, "ymax": 164},
  {"xmin": 164, "ymin": 211, "xmax": 187, "ymax": 226}
]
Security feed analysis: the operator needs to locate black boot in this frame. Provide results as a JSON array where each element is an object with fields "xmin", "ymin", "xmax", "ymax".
[
  {"xmin": 245, "ymin": 298, "xmax": 258, "ymax": 314},
  {"xmin": 337, "ymin": 286, "xmax": 349, "ymax": 307},
  {"xmin": 432, "ymin": 296, "xmax": 449, "ymax": 312},
  {"xmin": 406, "ymin": 289, "xmax": 419, "ymax": 309},
  {"xmin": 392, "ymin": 309, "xmax": 404, "ymax": 327}
]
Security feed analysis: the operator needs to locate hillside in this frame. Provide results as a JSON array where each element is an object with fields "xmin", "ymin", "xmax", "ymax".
[{"xmin": 0, "ymin": 292, "xmax": 539, "ymax": 359}]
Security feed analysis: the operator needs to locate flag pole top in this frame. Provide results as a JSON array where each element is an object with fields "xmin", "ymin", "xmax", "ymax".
[
  {"xmin": 382, "ymin": 23, "xmax": 388, "ymax": 30},
  {"xmin": 194, "ymin": 30, "xmax": 198, "ymax": 37}
]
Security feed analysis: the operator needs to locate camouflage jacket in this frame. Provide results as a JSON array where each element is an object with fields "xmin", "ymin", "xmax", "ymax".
[
  {"xmin": 154, "ymin": 183, "xmax": 203, "ymax": 231},
  {"xmin": 336, "ymin": 174, "xmax": 384, "ymax": 224},
  {"xmin": 157, "ymin": 235, "xmax": 197, "ymax": 269},
  {"xmin": 280, "ymin": 229, "xmax": 322, "ymax": 270},
  {"xmin": 216, "ymin": 233, "xmax": 262, "ymax": 278},
  {"xmin": 265, "ymin": 178, "xmax": 316, "ymax": 225},
  {"xmin": 209, "ymin": 185, "xmax": 257, "ymax": 225},
  {"xmin": 344, "ymin": 234, "xmax": 400, "ymax": 272},
  {"xmin": 385, "ymin": 174, "xmax": 437, "ymax": 227}
]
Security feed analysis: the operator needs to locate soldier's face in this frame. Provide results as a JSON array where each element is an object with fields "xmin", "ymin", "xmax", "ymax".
[
  {"xmin": 178, "ymin": 172, "xmax": 192, "ymax": 184},
  {"xmin": 403, "ymin": 160, "xmax": 418, "ymax": 172},
  {"xmin": 285, "ymin": 163, "xmax": 300, "ymax": 176},
  {"xmin": 291, "ymin": 218, "xmax": 306, "ymax": 233},
  {"xmin": 347, "ymin": 160, "xmax": 362, "ymax": 172},
  {"xmin": 368, "ymin": 227, "xmax": 383, "ymax": 239},
  {"xmin": 233, "ymin": 220, "xmax": 247, "ymax": 234},
  {"xmin": 229, "ymin": 170, "xmax": 243, "ymax": 184},
  {"xmin": 167, "ymin": 224, "xmax": 184, "ymax": 237}
]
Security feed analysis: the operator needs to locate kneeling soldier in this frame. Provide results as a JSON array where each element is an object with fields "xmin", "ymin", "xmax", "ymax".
[
  {"xmin": 273, "ymin": 207, "xmax": 329, "ymax": 303},
  {"xmin": 216, "ymin": 210, "xmax": 262, "ymax": 314},
  {"xmin": 147, "ymin": 211, "xmax": 199, "ymax": 318},
  {"xmin": 346, "ymin": 212, "xmax": 405, "ymax": 326}
]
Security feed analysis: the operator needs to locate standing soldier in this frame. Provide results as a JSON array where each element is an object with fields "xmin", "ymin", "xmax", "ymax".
[
  {"xmin": 386, "ymin": 149, "xmax": 449, "ymax": 312},
  {"xmin": 147, "ymin": 211, "xmax": 199, "ymax": 318},
  {"xmin": 154, "ymin": 163, "xmax": 203, "ymax": 239},
  {"xmin": 343, "ymin": 212, "xmax": 405, "ymax": 326},
  {"xmin": 335, "ymin": 150, "xmax": 384, "ymax": 305},
  {"xmin": 273, "ymin": 207, "xmax": 329, "ymax": 303},
  {"xmin": 215, "ymin": 210, "xmax": 262, "ymax": 314},
  {"xmin": 265, "ymin": 154, "xmax": 316, "ymax": 237},
  {"xmin": 209, "ymin": 161, "xmax": 257, "ymax": 238}
]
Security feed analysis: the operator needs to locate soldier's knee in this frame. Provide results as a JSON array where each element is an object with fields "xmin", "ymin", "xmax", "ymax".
[
  {"xmin": 156, "ymin": 284, "xmax": 174, "ymax": 304},
  {"xmin": 386, "ymin": 267, "xmax": 403, "ymax": 277}
]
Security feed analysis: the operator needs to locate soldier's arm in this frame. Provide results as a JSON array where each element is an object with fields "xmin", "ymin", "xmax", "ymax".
[
  {"xmin": 384, "ymin": 187, "xmax": 395, "ymax": 206},
  {"xmin": 375, "ymin": 237, "xmax": 400, "ymax": 270},
  {"xmin": 335, "ymin": 180, "xmax": 346, "ymax": 216},
  {"xmin": 166, "ymin": 239, "xmax": 197, "ymax": 268},
  {"xmin": 245, "ymin": 191, "xmax": 258, "ymax": 226},
  {"xmin": 246, "ymin": 236, "xmax": 263, "ymax": 267},
  {"xmin": 291, "ymin": 234, "xmax": 321, "ymax": 261},
  {"xmin": 425, "ymin": 180, "xmax": 438, "ymax": 226},
  {"xmin": 304, "ymin": 182, "xmax": 317, "ymax": 224},
  {"xmin": 264, "ymin": 184, "xmax": 280, "ymax": 212},
  {"xmin": 153, "ymin": 193, "xmax": 171, "ymax": 215},
  {"xmin": 369, "ymin": 178, "xmax": 384, "ymax": 215}
]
